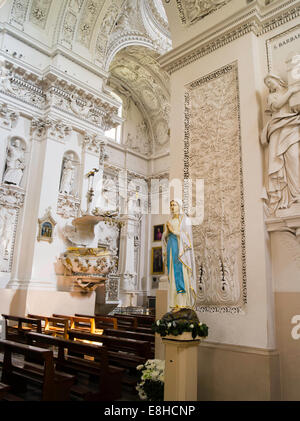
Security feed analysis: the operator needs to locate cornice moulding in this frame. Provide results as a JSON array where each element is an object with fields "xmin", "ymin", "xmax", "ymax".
[
  {"xmin": 150, "ymin": 151, "xmax": 170, "ymax": 160},
  {"xmin": 0, "ymin": 23, "xmax": 109, "ymax": 80},
  {"xmin": 106, "ymin": 138, "xmax": 170, "ymax": 163},
  {"xmin": 0, "ymin": 53, "xmax": 120, "ymax": 110},
  {"xmin": 0, "ymin": 91, "xmax": 44, "ymax": 119},
  {"xmin": 158, "ymin": 0, "xmax": 300, "ymax": 74},
  {"xmin": 41, "ymin": 66, "xmax": 119, "ymax": 106}
]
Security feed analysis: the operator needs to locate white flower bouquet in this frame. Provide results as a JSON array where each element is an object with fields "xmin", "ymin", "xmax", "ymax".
[{"xmin": 136, "ymin": 359, "xmax": 165, "ymax": 401}]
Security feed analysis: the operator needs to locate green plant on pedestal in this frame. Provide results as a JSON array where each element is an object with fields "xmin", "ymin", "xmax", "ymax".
[{"xmin": 152, "ymin": 318, "xmax": 208, "ymax": 339}]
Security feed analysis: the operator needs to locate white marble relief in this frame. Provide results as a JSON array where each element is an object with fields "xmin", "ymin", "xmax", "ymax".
[
  {"xmin": 176, "ymin": 0, "xmax": 232, "ymax": 26},
  {"xmin": 184, "ymin": 62, "xmax": 246, "ymax": 312},
  {"xmin": 261, "ymin": 59, "xmax": 300, "ymax": 214},
  {"xmin": 0, "ymin": 184, "xmax": 25, "ymax": 273},
  {"xmin": 3, "ymin": 137, "xmax": 26, "ymax": 187},
  {"xmin": 60, "ymin": 156, "xmax": 75, "ymax": 195},
  {"xmin": 29, "ymin": 0, "xmax": 53, "ymax": 29}
]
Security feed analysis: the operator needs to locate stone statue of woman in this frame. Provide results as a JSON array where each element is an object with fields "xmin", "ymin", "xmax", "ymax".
[
  {"xmin": 3, "ymin": 138, "xmax": 25, "ymax": 186},
  {"xmin": 60, "ymin": 157, "xmax": 75, "ymax": 195},
  {"xmin": 261, "ymin": 73, "xmax": 300, "ymax": 212},
  {"xmin": 162, "ymin": 199, "xmax": 197, "ymax": 311}
]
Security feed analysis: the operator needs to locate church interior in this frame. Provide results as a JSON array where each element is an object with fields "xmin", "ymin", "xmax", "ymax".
[{"xmin": 0, "ymin": 0, "xmax": 300, "ymax": 402}]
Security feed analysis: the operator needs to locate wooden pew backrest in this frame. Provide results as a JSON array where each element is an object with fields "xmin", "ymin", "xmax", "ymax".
[
  {"xmin": 2, "ymin": 315, "xmax": 42, "ymax": 342},
  {"xmin": 0, "ymin": 338, "xmax": 54, "ymax": 400},
  {"xmin": 26, "ymin": 332, "xmax": 123, "ymax": 400},
  {"xmin": 52, "ymin": 315, "xmax": 95, "ymax": 334},
  {"xmin": 75, "ymin": 314, "xmax": 118, "ymax": 330}
]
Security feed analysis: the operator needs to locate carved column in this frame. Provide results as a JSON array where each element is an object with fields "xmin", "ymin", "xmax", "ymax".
[
  {"xmin": 9, "ymin": 117, "xmax": 71, "ymax": 289},
  {"xmin": 0, "ymin": 102, "xmax": 23, "ymax": 286},
  {"xmin": 0, "ymin": 185, "xmax": 25, "ymax": 279},
  {"xmin": 118, "ymin": 214, "xmax": 138, "ymax": 306}
]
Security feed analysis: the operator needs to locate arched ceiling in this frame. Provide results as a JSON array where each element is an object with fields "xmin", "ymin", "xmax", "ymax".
[
  {"xmin": 5, "ymin": 0, "xmax": 172, "ymax": 156},
  {"xmin": 109, "ymin": 45, "xmax": 170, "ymax": 155},
  {"xmin": 6, "ymin": 0, "xmax": 172, "ymax": 67}
]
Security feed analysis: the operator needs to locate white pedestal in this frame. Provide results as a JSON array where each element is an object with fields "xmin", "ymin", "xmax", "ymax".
[
  {"xmin": 155, "ymin": 276, "xmax": 169, "ymax": 360},
  {"xmin": 163, "ymin": 334, "xmax": 200, "ymax": 401}
]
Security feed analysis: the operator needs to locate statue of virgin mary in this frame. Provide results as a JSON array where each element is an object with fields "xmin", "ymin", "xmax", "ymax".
[{"xmin": 162, "ymin": 199, "xmax": 197, "ymax": 311}]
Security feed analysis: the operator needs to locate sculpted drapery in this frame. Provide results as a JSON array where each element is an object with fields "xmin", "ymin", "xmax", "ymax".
[
  {"xmin": 162, "ymin": 200, "xmax": 197, "ymax": 310},
  {"xmin": 60, "ymin": 157, "xmax": 75, "ymax": 195},
  {"xmin": 3, "ymin": 138, "xmax": 25, "ymax": 186},
  {"xmin": 261, "ymin": 74, "xmax": 300, "ymax": 212}
]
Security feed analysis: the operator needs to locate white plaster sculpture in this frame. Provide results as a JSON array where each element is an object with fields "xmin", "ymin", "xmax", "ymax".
[
  {"xmin": 261, "ymin": 74, "xmax": 300, "ymax": 212},
  {"xmin": 162, "ymin": 199, "xmax": 197, "ymax": 310},
  {"xmin": 60, "ymin": 157, "xmax": 75, "ymax": 195},
  {"xmin": 3, "ymin": 138, "xmax": 25, "ymax": 186},
  {"xmin": 69, "ymin": 94, "xmax": 92, "ymax": 118},
  {"xmin": 184, "ymin": 0, "xmax": 230, "ymax": 23},
  {"xmin": 0, "ymin": 207, "xmax": 14, "ymax": 260},
  {"xmin": 286, "ymin": 52, "xmax": 300, "ymax": 113},
  {"xmin": 0, "ymin": 58, "xmax": 14, "ymax": 94}
]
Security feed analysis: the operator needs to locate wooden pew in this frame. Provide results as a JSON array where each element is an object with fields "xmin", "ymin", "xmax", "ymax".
[
  {"xmin": 98, "ymin": 313, "xmax": 153, "ymax": 335},
  {"xmin": 52, "ymin": 314, "xmax": 96, "ymax": 334},
  {"xmin": 75, "ymin": 314, "xmax": 118, "ymax": 330},
  {"xmin": 103, "ymin": 328, "xmax": 155, "ymax": 357},
  {"xmin": 27, "ymin": 314, "xmax": 69, "ymax": 339},
  {"xmin": 74, "ymin": 314, "xmax": 154, "ymax": 355},
  {"xmin": 67, "ymin": 330, "xmax": 151, "ymax": 370},
  {"xmin": 2, "ymin": 315, "xmax": 42, "ymax": 343},
  {"xmin": 0, "ymin": 383, "xmax": 10, "ymax": 400},
  {"xmin": 94, "ymin": 316, "xmax": 118, "ymax": 330},
  {"xmin": 103, "ymin": 328, "xmax": 154, "ymax": 343},
  {"xmin": 0, "ymin": 339, "xmax": 74, "ymax": 401},
  {"xmin": 107, "ymin": 314, "xmax": 138, "ymax": 330},
  {"xmin": 135, "ymin": 314, "xmax": 155, "ymax": 328},
  {"xmin": 26, "ymin": 332, "xmax": 123, "ymax": 401}
]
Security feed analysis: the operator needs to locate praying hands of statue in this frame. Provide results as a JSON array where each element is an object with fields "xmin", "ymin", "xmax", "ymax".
[
  {"xmin": 166, "ymin": 221, "xmax": 180, "ymax": 236},
  {"xmin": 166, "ymin": 221, "xmax": 173, "ymax": 234}
]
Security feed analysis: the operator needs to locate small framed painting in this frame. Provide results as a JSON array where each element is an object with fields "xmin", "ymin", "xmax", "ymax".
[
  {"xmin": 153, "ymin": 224, "xmax": 164, "ymax": 242},
  {"xmin": 37, "ymin": 207, "xmax": 57, "ymax": 243},
  {"xmin": 151, "ymin": 247, "xmax": 164, "ymax": 275}
]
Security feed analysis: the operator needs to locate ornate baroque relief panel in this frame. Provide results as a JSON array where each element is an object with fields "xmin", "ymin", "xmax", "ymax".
[
  {"xmin": 175, "ymin": 0, "xmax": 233, "ymax": 26},
  {"xmin": 0, "ymin": 59, "xmax": 119, "ymax": 132},
  {"xmin": 57, "ymin": 194, "xmax": 81, "ymax": 219},
  {"xmin": 0, "ymin": 102, "xmax": 19, "ymax": 129},
  {"xmin": 109, "ymin": 46, "xmax": 170, "ymax": 155},
  {"xmin": 76, "ymin": 0, "xmax": 106, "ymax": 48},
  {"xmin": 266, "ymin": 23, "xmax": 300, "ymax": 77},
  {"xmin": 60, "ymin": 0, "xmax": 85, "ymax": 46},
  {"xmin": 95, "ymin": 0, "xmax": 124, "ymax": 65},
  {"xmin": 10, "ymin": 0, "xmax": 31, "ymax": 29},
  {"xmin": 161, "ymin": 1, "xmax": 300, "ymax": 74},
  {"xmin": 184, "ymin": 62, "xmax": 246, "ymax": 313},
  {"xmin": 106, "ymin": 274, "xmax": 120, "ymax": 302},
  {"xmin": 0, "ymin": 185, "xmax": 25, "ymax": 272},
  {"xmin": 29, "ymin": 0, "xmax": 53, "ymax": 29}
]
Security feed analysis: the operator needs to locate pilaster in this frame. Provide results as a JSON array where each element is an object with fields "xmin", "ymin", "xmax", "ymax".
[{"xmin": 8, "ymin": 115, "xmax": 71, "ymax": 290}]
